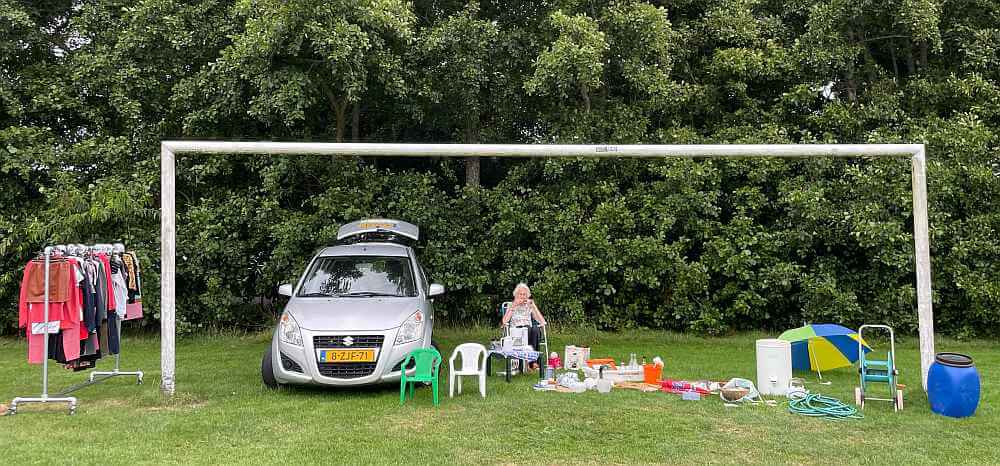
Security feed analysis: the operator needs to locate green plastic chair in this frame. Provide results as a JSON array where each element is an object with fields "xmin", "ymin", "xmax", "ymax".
[{"xmin": 399, "ymin": 347, "xmax": 442, "ymax": 406}]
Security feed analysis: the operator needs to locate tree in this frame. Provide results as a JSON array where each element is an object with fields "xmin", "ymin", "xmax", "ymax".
[
  {"xmin": 415, "ymin": 2, "xmax": 501, "ymax": 185},
  {"xmin": 174, "ymin": 0, "xmax": 416, "ymax": 141},
  {"xmin": 526, "ymin": 10, "xmax": 607, "ymax": 116}
]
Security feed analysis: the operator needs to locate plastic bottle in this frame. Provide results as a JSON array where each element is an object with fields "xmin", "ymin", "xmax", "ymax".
[{"xmin": 629, "ymin": 353, "xmax": 637, "ymax": 370}]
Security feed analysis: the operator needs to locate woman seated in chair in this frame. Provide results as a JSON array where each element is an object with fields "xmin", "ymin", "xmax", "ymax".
[{"xmin": 501, "ymin": 283, "xmax": 547, "ymax": 368}]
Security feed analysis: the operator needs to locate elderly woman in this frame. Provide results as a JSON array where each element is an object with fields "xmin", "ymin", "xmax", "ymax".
[{"xmin": 501, "ymin": 283, "xmax": 547, "ymax": 364}]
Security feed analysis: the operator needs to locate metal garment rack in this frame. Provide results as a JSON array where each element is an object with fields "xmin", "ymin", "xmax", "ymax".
[
  {"xmin": 10, "ymin": 243, "xmax": 144, "ymax": 414},
  {"xmin": 10, "ymin": 247, "xmax": 78, "ymax": 415}
]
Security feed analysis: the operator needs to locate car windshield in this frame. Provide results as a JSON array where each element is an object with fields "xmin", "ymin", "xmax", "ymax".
[{"xmin": 297, "ymin": 256, "xmax": 417, "ymax": 298}]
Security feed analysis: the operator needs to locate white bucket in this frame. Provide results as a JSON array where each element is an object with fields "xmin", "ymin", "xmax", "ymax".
[{"xmin": 756, "ymin": 339, "xmax": 792, "ymax": 396}]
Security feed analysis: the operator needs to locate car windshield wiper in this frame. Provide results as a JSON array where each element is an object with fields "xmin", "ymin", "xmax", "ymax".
[
  {"xmin": 337, "ymin": 291, "xmax": 402, "ymax": 297},
  {"xmin": 298, "ymin": 292, "xmax": 333, "ymax": 297}
]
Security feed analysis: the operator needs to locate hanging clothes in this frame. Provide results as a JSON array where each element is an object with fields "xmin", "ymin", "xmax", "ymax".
[
  {"xmin": 122, "ymin": 252, "xmax": 143, "ymax": 320},
  {"xmin": 18, "ymin": 257, "xmax": 84, "ymax": 364},
  {"xmin": 95, "ymin": 252, "xmax": 116, "ymax": 311},
  {"xmin": 22, "ymin": 260, "xmax": 72, "ymax": 303},
  {"xmin": 18, "ymin": 247, "xmax": 140, "ymax": 366},
  {"xmin": 110, "ymin": 255, "xmax": 128, "ymax": 319}
]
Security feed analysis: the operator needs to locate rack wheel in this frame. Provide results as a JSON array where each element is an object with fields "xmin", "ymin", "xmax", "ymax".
[
  {"xmin": 854, "ymin": 387, "xmax": 863, "ymax": 406},
  {"xmin": 137, "ymin": 375, "xmax": 144, "ymax": 385},
  {"xmin": 68, "ymin": 405, "xmax": 76, "ymax": 416},
  {"xmin": 895, "ymin": 389, "xmax": 904, "ymax": 412}
]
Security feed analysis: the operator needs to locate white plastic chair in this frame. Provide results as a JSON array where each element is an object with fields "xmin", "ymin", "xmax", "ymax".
[{"xmin": 449, "ymin": 343, "xmax": 487, "ymax": 398}]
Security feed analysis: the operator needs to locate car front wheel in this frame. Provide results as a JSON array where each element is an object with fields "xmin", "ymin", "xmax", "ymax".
[{"xmin": 261, "ymin": 343, "xmax": 280, "ymax": 389}]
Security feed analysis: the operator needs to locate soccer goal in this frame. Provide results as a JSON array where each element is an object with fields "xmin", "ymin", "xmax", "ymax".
[{"xmin": 158, "ymin": 142, "xmax": 933, "ymax": 395}]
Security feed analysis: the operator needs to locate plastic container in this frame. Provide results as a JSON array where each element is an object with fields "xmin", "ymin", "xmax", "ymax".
[
  {"xmin": 756, "ymin": 339, "xmax": 792, "ymax": 396},
  {"xmin": 643, "ymin": 364, "xmax": 662, "ymax": 384},
  {"xmin": 596, "ymin": 366, "xmax": 613, "ymax": 393},
  {"xmin": 583, "ymin": 365, "xmax": 617, "ymax": 381},
  {"xmin": 928, "ymin": 352, "xmax": 980, "ymax": 418}
]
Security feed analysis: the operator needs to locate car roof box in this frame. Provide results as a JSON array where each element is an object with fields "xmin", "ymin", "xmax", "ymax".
[{"xmin": 336, "ymin": 219, "xmax": 419, "ymax": 245}]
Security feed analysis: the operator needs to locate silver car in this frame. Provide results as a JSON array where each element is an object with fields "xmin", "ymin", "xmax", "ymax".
[{"xmin": 262, "ymin": 219, "xmax": 444, "ymax": 388}]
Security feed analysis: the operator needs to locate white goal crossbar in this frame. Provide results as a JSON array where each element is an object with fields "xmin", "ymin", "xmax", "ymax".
[{"xmin": 159, "ymin": 142, "xmax": 933, "ymax": 395}]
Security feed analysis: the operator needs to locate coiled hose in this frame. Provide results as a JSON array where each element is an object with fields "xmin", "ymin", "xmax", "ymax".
[{"xmin": 788, "ymin": 393, "xmax": 863, "ymax": 420}]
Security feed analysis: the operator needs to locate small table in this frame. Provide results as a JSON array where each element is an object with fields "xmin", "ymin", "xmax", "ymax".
[{"xmin": 486, "ymin": 348, "xmax": 545, "ymax": 382}]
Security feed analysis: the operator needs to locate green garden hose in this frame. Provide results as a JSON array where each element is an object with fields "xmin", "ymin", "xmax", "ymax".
[{"xmin": 788, "ymin": 393, "xmax": 863, "ymax": 420}]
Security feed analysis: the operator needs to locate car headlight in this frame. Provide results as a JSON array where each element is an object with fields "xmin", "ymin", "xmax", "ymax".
[
  {"xmin": 279, "ymin": 312, "xmax": 303, "ymax": 346},
  {"xmin": 395, "ymin": 310, "xmax": 424, "ymax": 345}
]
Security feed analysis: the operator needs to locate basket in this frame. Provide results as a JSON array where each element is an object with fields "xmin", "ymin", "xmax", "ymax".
[{"xmin": 721, "ymin": 387, "xmax": 750, "ymax": 402}]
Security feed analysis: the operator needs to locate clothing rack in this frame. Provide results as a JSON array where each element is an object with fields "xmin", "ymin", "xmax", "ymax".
[
  {"xmin": 10, "ymin": 247, "xmax": 78, "ymax": 415},
  {"xmin": 10, "ymin": 243, "xmax": 144, "ymax": 415}
]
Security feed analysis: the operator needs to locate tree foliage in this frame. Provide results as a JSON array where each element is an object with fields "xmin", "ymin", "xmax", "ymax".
[{"xmin": 2, "ymin": 0, "xmax": 999, "ymax": 337}]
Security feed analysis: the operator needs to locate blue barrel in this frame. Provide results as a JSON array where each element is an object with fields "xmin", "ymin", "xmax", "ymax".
[{"xmin": 927, "ymin": 352, "xmax": 980, "ymax": 418}]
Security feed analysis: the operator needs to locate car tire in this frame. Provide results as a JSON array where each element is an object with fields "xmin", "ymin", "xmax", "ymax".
[{"xmin": 261, "ymin": 343, "xmax": 280, "ymax": 389}]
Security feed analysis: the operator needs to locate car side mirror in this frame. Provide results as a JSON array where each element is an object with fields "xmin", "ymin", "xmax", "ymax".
[
  {"xmin": 278, "ymin": 284, "xmax": 293, "ymax": 297},
  {"xmin": 428, "ymin": 284, "xmax": 445, "ymax": 297}
]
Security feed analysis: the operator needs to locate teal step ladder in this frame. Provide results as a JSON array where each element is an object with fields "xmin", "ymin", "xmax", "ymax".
[{"xmin": 854, "ymin": 324, "xmax": 904, "ymax": 412}]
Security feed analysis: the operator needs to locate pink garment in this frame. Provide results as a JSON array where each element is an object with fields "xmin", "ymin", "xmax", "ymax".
[
  {"xmin": 125, "ymin": 302, "xmax": 143, "ymax": 320},
  {"xmin": 19, "ymin": 258, "xmax": 84, "ymax": 364}
]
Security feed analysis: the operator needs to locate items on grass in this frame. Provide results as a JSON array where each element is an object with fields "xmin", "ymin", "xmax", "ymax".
[
  {"xmin": 756, "ymin": 339, "xmax": 792, "ymax": 396},
  {"xmin": 449, "ymin": 343, "xmax": 487, "ymax": 399},
  {"xmin": 928, "ymin": 352, "xmax": 980, "ymax": 418},
  {"xmin": 564, "ymin": 345, "xmax": 590, "ymax": 370},
  {"xmin": 581, "ymin": 353, "xmax": 655, "ymax": 383},
  {"xmin": 615, "ymin": 382, "xmax": 660, "ymax": 392},
  {"xmin": 557, "ymin": 372, "xmax": 587, "ymax": 393},
  {"xmin": 788, "ymin": 393, "xmax": 863, "ymax": 420},
  {"xmin": 778, "ymin": 324, "xmax": 872, "ymax": 380},
  {"xmin": 786, "ymin": 378, "xmax": 808, "ymax": 400},
  {"xmin": 855, "ymin": 325, "xmax": 904, "ymax": 412},
  {"xmin": 661, "ymin": 379, "xmax": 716, "ymax": 398},
  {"xmin": 548, "ymin": 352, "xmax": 561, "ymax": 369},
  {"xmin": 586, "ymin": 358, "xmax": 617, "ymax": 369},
  {"xmin": 400, "ymin": 347, "xmax": 442, "ymax": 406},
  {"xmin": 719, "ymin": 378, "xmax": 760, "ymax": 403}
]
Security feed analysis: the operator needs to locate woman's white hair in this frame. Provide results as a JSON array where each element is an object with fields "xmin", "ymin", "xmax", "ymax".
[{"xmin": 513, "ymin": 282, "xmax": 531, "ymax": 297}]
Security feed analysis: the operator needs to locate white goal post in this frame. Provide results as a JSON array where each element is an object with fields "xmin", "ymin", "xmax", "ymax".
[{"xmin": 159, "ymin": 141, "xmax": 933, "ymax": 395}]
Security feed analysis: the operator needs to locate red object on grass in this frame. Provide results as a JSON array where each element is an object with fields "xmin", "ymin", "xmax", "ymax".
[{"xmin": 660, "ymin": 379, "xmax": 712, "ymax": 395}]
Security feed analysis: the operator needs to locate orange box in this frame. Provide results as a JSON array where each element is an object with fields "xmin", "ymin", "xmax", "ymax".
[
  {"xmin": 586, "ymin": 358, "xmax": 617, "ymax": 369},
  {"xmin": 643, "ymin": 364, "xmax": 662, "ymax": 384}
]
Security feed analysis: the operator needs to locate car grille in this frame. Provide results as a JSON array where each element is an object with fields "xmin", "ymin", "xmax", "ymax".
[
  {"xmin": 314, "ymin": 335, "xmax": 385, "ymax": 379},
  {"xmin": 313, "ymin": 335, "xmax": 385, "ymax": 349},
  {"xmin": 317, "ymin": 362, "xmax": 379, "ymax": 379},
  {"xmin": 280, "ymin": 352, "xmax": 304, "ymax": 373}
]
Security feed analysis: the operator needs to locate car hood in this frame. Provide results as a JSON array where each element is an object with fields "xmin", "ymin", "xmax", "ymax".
[{"xmin": 286, "ymin": 298, "xmax": 422, "ymax": 331}]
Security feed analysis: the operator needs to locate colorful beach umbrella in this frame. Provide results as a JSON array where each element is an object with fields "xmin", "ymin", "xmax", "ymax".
[{"xmin": 778, "ymin": 324, "xmax": 872, "ymax": 373}]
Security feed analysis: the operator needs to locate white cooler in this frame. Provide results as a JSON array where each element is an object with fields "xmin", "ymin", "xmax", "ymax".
[{"xmin": 756, "ymin": 339, "xmax": 792, "ymax": 396}]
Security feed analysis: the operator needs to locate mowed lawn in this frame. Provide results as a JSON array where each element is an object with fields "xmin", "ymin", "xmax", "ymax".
[{"xmin": 1, "ymin": 327, "xmax": 997, "ymax": 465}]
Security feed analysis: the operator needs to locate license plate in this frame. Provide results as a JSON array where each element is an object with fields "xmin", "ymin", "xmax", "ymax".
[{"xmin": 318, "ymin": 349, "xmax": 376, "ymax": 363}]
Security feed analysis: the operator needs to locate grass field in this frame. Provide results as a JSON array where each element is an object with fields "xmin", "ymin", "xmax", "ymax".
[{"xmin": 1, "ymin": 327, "xmax": 996, "ymax": 465}]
